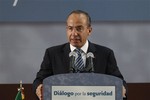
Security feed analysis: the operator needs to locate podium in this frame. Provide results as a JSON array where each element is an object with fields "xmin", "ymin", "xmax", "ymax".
[{"xmin": 43, "ymin": 73, "xmax": 123, "ymax": 100}]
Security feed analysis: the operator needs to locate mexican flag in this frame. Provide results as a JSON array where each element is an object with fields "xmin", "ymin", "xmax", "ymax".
[{"xmin": 15, "ymin": 81, "xmax": 25, "ymax": 100}]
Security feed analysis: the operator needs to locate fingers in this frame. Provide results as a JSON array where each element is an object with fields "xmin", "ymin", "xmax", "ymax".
[
  {"xmin": 122, "ymin": 86, "xmax": 126, "ymax": 98},
  {"xmin": 36, "ymin": 84, "xmax": 43, "ymax": 100}
]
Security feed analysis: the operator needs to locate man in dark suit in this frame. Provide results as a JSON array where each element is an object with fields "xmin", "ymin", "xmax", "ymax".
[{"xmin": 33, "ymin": 10, "xmax": 127, "ymax": 100}]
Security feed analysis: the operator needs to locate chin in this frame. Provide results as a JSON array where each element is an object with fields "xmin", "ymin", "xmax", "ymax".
[
  {"xmin": 70, "ymin": 40, "xmax": 82, "ymax": 47},
  {"xmin": 71, "ymin": 43, "xmax": 79, "ymax": 47}
]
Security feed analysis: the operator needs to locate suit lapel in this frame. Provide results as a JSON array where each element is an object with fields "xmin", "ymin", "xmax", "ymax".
[
  {"xmin": 87, "ymin": 42, "xmax": 97, "ymax": 69},
  {"xmin": 62, "ymin": 43, "xmax": 71, "ymax": 72},
  {"xmin": 88, "ymin": 42, "xmax": 96, "ymax": 53}
]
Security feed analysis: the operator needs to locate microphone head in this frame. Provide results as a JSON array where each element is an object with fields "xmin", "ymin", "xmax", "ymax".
[
  {"xmin": 69, "ymin": 51, "xmax": 77, "ymax": 57},
  {"xmin": 87, "ymin": 52, "xmax": 94, "ymax": 58}
]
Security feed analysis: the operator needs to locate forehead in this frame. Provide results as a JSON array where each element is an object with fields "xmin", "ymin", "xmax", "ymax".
[{"xmin": 67, "ymin": 13, "xmax": 87, "ymax": 26}]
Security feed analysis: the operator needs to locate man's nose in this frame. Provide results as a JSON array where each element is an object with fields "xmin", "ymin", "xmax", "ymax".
[{"xmin": 71, "ymin": 29, "xmax": 78, "ymax": 36}]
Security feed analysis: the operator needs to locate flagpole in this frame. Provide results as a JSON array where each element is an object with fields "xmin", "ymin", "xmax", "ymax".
[
  {"xmin": 19, "ymin": 80, "xmax": 25, "ymax": 100},
  {"xmin": 20, "ymin": 80, "xmax": 22, "ymax": 89}
]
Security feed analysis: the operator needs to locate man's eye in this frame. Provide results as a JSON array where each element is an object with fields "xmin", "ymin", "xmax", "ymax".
[
  {"xmin": 76, "ymin": 27, "xmax": 82, "ymax": 32},
  {"xmin": 68, "ymin": 27, "xmax": 73, "ymax": 31}
]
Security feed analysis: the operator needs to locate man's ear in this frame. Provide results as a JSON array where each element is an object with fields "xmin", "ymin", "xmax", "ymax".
[{"xmin": 88, "ymin": 27, "xmax": 92, "ymax": 35}]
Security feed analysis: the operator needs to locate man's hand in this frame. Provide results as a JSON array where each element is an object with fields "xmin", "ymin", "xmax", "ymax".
[
  {"xmin": 122, "ymin": 86, "xmax": 126, "ymax": 98},
  {"xmin": 36, "ymin": 84, "xmax": 43, "ymax": 100}
]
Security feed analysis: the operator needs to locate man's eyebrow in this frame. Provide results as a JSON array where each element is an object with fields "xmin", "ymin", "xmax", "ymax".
[
  {"xmin": 75, "ymin": 25, "xmax": 84, "ymax": 27},
  {"xmin": 66, "ymin": 25, "xmax": 83, "ymax": 27},
  {"xmin": 76, "ymin": 25, "xmax": 82, "ymax": 27}
]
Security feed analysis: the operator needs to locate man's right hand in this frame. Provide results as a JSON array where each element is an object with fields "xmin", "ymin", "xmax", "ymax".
[{"xmin": 36, "ymin": 84, "xmax": 43, "ymax": 100}]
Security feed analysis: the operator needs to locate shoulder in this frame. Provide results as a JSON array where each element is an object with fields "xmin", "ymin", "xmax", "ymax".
[
  {"xmin": 45, "ymin": 43, "xmax": 69, "ymax": 53},
  {"xmin": 91, "ymin": 42, "xmax": 113, "ymax": 53},
  {"xmin": 90, "ymin": 43, "xmax": 115, "ymax": 58}
]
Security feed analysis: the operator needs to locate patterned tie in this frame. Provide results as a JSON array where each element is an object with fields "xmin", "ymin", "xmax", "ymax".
[{"xmin": 74, "ymin": 48, "xmax": 84, "ymax": 71}]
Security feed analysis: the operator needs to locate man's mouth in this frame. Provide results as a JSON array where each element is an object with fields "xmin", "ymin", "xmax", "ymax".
[
  {"xmin": 71, "ymin": 39, "xmax": 79, "ymax": 41},
  {"xmin": 71, "ymin": 38, "xmax": 81, "ymax": 43}
]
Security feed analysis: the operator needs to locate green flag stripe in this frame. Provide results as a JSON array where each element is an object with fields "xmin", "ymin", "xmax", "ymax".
[{"xmin": 15, "ymin": 91, "xmax": 22, "ymax": 100}]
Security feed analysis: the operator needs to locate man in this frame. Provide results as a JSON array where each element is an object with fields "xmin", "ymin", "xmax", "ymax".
[{"xmin": 33, "ymin": 10, "xmax": 127, "ymax": 100}]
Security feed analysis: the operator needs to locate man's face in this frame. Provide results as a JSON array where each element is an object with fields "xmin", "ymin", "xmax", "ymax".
[{"xmin": 66, "ymin": 13, "xmax": 92, "ymax": 48}]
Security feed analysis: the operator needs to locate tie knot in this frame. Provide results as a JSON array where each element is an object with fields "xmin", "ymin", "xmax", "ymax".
[
  {"xmin": 74, "ymin": 48, "xmax": 83, "ymax": 53},
  {"xmin": 74, "ymin": 48, "xmax": 82, "ymax": 54}
]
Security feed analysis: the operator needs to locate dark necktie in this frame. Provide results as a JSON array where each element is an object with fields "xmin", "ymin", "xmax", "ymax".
[{"xmin": 74, "ymin": 49, "xmax": 84, "ymax": 71}]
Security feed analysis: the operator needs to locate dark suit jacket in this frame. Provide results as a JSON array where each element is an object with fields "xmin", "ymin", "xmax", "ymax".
[{"xmin": 33, "ymin": 42, "xmax": 127, "ymax": 99}]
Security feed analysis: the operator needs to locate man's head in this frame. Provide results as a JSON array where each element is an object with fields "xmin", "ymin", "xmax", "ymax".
[{"xmin": 66, "ymin": 10, "xmax": 92, "ymax": 48}]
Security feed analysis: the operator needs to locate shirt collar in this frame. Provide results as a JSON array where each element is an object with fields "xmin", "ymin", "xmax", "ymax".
[{"xmin": 70, "ymin": 40, "xmax": 89, "ymax": 53}]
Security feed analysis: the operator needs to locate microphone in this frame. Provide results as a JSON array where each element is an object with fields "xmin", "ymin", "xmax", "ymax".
[
  {"xmin": 69, "ymin": 51, "xmax": 77, "ymax": 73},
  {"xmin": 86, "ymin": 52, "xmax": 94, "ymax": 72}
]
